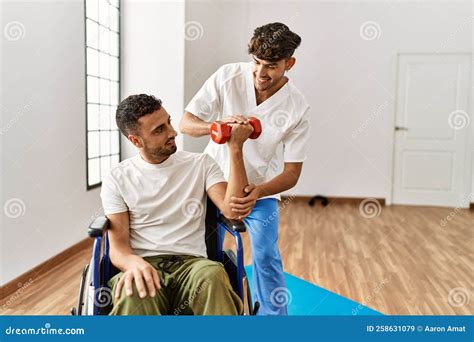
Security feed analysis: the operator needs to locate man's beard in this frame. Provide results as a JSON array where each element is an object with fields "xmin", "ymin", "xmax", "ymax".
[{"xmin": 144, "ymin": 142, "xmax": 177, "ymax": 159}]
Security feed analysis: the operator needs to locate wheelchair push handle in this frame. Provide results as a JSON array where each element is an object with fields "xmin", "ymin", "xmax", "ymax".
[
  {"xmin": 88, "ymin": 216, "xmax": 110, "ymax": 238},
  {"xmin": 219, "ymin": 215, "xmax": 246, "ymax": 233}
]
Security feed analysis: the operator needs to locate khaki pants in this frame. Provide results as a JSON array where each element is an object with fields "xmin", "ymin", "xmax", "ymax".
[{"xmin": 108, "ymin": 255, "xmax": 243, "ymax": 315}]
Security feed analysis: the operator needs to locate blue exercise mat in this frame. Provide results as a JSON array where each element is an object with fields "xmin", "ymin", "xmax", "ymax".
[{"xmin": 245, "ymin": 266, "xmax": 382, "ymax": 315}]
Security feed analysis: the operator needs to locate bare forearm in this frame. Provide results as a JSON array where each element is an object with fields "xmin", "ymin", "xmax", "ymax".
[
  {"xmin": 225, "ymin": 146, "xmax": 248, "ymax": 199},
  {"xmin": 218, "ymin": 146, "xmax": 249, "ymax": 219},
  {"xmin": 258, "ymin": 170, "xmax": 300, "ymax": 198},
  {"xmin": 110, "ymin": 242, "xmax": 141, "ymax": 271},
  {"xmin": 179, "ymin": 112, "xmax": 211, "ymax": 137}
]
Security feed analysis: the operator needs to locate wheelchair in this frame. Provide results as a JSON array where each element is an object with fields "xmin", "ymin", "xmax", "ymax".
[{"xmin": 71, "ymin": 198, "xmax": 259, "ymax": 316}]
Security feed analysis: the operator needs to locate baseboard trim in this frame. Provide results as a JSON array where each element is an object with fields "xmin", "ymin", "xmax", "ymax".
[
  {"xmin": 285, "ymin": 195, "xmax": 386, "ymax": 206},
  {"xmin": 0, "ymin": 238, "xmax": 92, "ymax": 301}
]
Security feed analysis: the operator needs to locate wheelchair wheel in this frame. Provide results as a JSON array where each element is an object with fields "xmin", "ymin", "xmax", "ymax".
[
  {"xmin": 242, "ymin": 274, "xmax": 260, "ymax": 315},
  {"xmin": 71, "ymin": 264, "xmax": 89, "ymax": 315},
  {"xmin": 222, "ymin": 248, "xmax": 259, "ymax": 315},
  {"xmin": 72, "ymin": 256, "xmax": 115, "ymax": 315},
  {"xmin": 242, "ymin": 275, "xmax": 252, "ymax": 315},
  {"xmin": 77, "ymin": 262, "xmax": 95, "ymax": 315},
  {"xmin": 82, "ymin": 263, "xmax": 96, "ymax": 315}
]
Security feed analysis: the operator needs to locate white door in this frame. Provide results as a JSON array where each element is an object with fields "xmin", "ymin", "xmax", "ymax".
[{"xmin": 392, "ymin": 53, "xmax": 472, "ymax": 208}]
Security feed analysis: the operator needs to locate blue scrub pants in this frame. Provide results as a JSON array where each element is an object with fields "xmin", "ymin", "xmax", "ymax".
[{"xmin": 243, "ymin": 198, "xmax": 288, "ymax": 315}]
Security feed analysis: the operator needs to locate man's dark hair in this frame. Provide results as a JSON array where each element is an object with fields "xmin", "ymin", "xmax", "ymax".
[
  {"xmin": 247, "ymin": 22, "xmax": 301, "ymax": 62},
  {"xmin": 116, "ymin": 94, "xmax": 162, "ymax": 136}
]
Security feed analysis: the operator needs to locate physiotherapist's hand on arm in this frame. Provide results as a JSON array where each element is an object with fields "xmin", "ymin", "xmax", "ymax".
[
  {"xmin": 207, "ymin": 123, "xmax": 254, "ymax": 220},
  {"xmin": 230, "ymin": 162, "xmax": 303, "ymax": 217},
  {"xmin": 222, "ymin": 114, "xmax": 249, "ymax": 125},
  {"xmin": 107, "ymin": 212, "xmax": 161, "ymax": 300},
  {"xmin": 231, "ymin": 107, "xmax": 309, "ymax": 213}
]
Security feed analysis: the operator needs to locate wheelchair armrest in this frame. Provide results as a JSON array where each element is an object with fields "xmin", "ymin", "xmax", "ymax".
[
  {"xmin": 219, "ymin": 215, "xmax": 246, "ymax": 233},
  {"xmin": 88, "ymin": 216, "xmax": 110, "ymax": 238}
]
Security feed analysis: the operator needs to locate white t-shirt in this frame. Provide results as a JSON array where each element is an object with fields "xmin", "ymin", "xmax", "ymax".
[
  {"xmin": 100, "ymin": 151, "xmax": 226, "ymax": 258},
  {"xmin": 185, "ymin": 62, "xmax": 310, "ymax": 199}
]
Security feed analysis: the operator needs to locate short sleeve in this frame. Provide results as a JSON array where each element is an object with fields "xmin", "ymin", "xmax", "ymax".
[
  {"xmin": 282, "ymin": 108, "xmax": 310, "ymax": 162},
  {"xmin": 185, "ymin": 66, "xmax": 224, "ymax": 122},
  {"xmin": 100, "ymin": 173, "xmax": 128, "ymax": 215},
  {"xmin": 203, "ymin": 154, "xmax": 226, "ymax": 191}
]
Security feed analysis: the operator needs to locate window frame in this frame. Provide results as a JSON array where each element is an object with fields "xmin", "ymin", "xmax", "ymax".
[{"xmin": 84, "ymin": 0, "xmax": 122, "ymax": 190}]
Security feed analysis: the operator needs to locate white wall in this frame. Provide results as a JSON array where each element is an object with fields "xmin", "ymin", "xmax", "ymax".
[
  {"xmin": 120, "ymin": 0, "xmax": 186, "ymax": 159},
  {"xmin": 183, "ymin": 0, "xmax": 472, "ymax": 200},
  {"xmin": 0, "ymin": 0, "xmax": 104, "ymax": 285},
  {"xmin": 183, "ymin": 0, "xmax": 249, "ymax": 152}
]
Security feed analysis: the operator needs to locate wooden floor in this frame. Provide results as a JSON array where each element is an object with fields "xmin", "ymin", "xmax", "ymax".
[{"xmin": 1, "ymin": 199, "xmax": 473, "ymax": 315}]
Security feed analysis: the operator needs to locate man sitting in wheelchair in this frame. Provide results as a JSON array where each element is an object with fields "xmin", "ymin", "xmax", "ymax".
[{"xmin": 100, "ymin": 94, "xmax": 254, "ymax": 315}]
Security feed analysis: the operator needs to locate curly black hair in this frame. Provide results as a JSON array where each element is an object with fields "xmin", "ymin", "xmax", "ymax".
[
  {"xmin": 116, "ymin": 94, "xmax": 162, "ymax": 136},
  {"xmin": 247, "ymin": 22, "xmax": 301, "ymax": 62}
]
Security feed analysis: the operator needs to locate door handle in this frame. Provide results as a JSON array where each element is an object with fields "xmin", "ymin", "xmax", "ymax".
[{"xmin": 395, "ymin": 126, "xmax": 408, "ymax": 131}]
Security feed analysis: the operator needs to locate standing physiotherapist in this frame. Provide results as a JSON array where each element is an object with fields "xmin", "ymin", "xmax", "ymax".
[{"xmin": 179, "ymin": 22, "xmax": 310, "ymax": 315}]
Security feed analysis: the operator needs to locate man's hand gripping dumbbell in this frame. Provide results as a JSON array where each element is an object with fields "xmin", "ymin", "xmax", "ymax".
[{"xmin": 210, "ymin": 115, "xmax": 262, "ymax": 144}]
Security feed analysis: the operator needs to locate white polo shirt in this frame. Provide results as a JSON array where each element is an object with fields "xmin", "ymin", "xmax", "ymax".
[
  {"xmin": 100, "ymin": 151, "xmax": 225, "ymax": 258},
  {"xmin": 185, "ymin": 62, "xmax": 310, "ymax": 199}
]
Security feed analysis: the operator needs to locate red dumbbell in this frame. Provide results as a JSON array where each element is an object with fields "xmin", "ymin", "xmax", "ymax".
[{"xmin": 210, "ymin": 117, "xmax": 262, "ymax": 144}]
